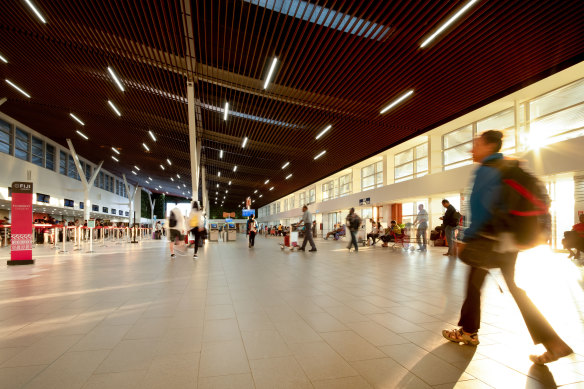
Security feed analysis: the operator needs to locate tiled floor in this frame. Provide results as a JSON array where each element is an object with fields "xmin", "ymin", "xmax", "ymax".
[{"xmin": 1, "ymin": 235, "xmax": 583, "ymax": 388}]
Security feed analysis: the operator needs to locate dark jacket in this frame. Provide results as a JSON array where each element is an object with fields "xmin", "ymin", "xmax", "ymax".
[{"xmin": 442, "ymin": 204, "xmax": 458, "ymax": 227}]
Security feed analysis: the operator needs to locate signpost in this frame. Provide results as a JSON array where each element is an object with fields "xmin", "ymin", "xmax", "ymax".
[
  {"xmin": 8, "ymin": 182, "xmax": 34, "ymax": 265},
  {"xmin": 87, "ymin": 219, "xmax": 96, "ymax": 253}
]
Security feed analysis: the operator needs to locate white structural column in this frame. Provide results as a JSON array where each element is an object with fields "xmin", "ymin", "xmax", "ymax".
[
  {"xmin": 187, "ymin": 82, "xmax": 200, "ymax": 199},
  {"xmin": 147, "ymin": 191, "xmax": 156, "ymax": 227},
  {"xmin": 66, "ymin": 139, "xmax": 103, "ymax": 221},
  {"xmin": 122, "ymin": 174, "xmax": 140, "ymax": 226},
  {"xmin": 201, "ymin": 166, "xmax": 207, "ymax": 209}
]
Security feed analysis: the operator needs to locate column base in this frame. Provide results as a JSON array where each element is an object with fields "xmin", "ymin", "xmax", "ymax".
[{"xmin": 7, "ymin": 260, "xmax": 35, "ymax": 266}]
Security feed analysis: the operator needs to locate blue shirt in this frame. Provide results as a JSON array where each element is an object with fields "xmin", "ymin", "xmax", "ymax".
[{"xmin": 463, "ymin": 153, "xmax": 503, "ymax": 242}]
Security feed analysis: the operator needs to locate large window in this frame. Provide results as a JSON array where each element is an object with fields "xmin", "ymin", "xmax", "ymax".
[
  {"xmin": 60, "ymin": 151, "xmax": 67, "ymax": 175},
  {"xmin": 477, "ymin": 108, "xmax": 516, "ymax": 152},
  {"xmin": 45, "ymin": 144, "xmax": 55, "ymax": 170},
  {"xmin": 299, "ymin": 192, "xmax": 306, "ymax": 206},
  {"xmin": 361, "ymin": 161, "xmax": 383, "ymax": 191},
  {"xmin": 84, "ymin": 162, "xmax": 91, "ymax": 182},
  {"xmin": 339, "ymin": 173, "xmax": 352, "ymax": 197},
  {"xmin": 0, "ymin": 119, "xmax": 12, "ymax": 155},
  {"xmin": 68, "ymin": 155, "xmax": 79, "ymax": 180},
  {"xmin": 395, "ymin": 143, "xmax": 428, "ymax": 183},
  {"xmin": 31, "ymin": 136, "xmax": 43, "ymax": 167},
  {"xmin": 15, "ymin": 128, "xmax": 29, "ymax": 161},
  {"xmin": 309, "ymin": 188, "xmax": 316, "ymax": 204},
  {"xmin": 529, "ymin": 78, "xmax": 584, "ymax": 145},
  {"xmin": 99, "ymin": 172, "xmax": 105, "ymax": 189},
  {"xmin": 443, "ymin": 125, "xmax": 473, "ymax": 170},
  {"xmin": 322, "ymin": 180, "xmax": 335, "ymax": 201},
  {"xmin": 290, "ymin": 195, "xmax": 295, "ymax": 209}
]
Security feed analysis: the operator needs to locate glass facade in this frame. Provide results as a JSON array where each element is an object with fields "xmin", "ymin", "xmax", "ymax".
[
  {"xmin": 31, "ymin": 136, "xmax": 43, "ymax": 167},
  {"xmin": 361, "ymin": 161, "xmax": 383, "ymax": 191},
  {"xmin": 395, "ymin": 143, "xmax": 428, "ymax": 183},
  {"xmin": 0, "ymin": 119, "xmax": 11, "ymax": 155},
  {"xmin": 45, "ymin": 144, "xmax": 55, "ymax": 170},
  {"xmin": 15, "ymin": 128, "xmax": 29, "ymax": 161}
]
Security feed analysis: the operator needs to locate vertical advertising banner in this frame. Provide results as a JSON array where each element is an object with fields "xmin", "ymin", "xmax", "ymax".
[{"xmin": 8, "ymin": 182, "xmax": 35, "ymax": 265}]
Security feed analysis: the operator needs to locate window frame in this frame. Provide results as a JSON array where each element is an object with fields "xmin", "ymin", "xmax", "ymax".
[
  {"xmin": 394, "ymin": 142, "xmax": 428, "ymax": 183},
  {"xmin": 361, "ymin": 161, "xmax": 383, "ymax": 191}
]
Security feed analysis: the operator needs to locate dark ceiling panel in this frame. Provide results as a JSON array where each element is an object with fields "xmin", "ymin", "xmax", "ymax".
[{"xmin": 0, "ymin": 0, "xmax": 583, "ymax": 210}]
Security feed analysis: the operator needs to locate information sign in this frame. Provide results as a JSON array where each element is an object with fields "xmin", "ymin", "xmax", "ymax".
[
  {"xmin": 87, "ymin": 219, "xmax": 96, "ymax": 229},
  {"xmin": 242, "ymin": 209, "xmax": 255, "ymax": 217},
  {"xmin": 8, "ymin": 182, "xmax": 34, "ymax": 265}
]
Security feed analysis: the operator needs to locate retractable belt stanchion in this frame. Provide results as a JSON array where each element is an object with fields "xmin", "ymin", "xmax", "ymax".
[
  {"xmin": 59, "ymin": 226, "xmax": 68, "ymax": 253},
  {"xmin": 74, "ymin": 226, "xmax": 81, "ymax": 251},
  {"xmin": 53, "ymin": 227, "xmax": 58, "ymax": 250}
]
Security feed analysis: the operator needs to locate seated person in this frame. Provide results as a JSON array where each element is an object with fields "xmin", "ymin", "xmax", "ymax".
[
  {"xmin": 334, "ymin": 225, "xmax": 346, "ymax": 240},
  {"xmin": 564, "ymin": 214, "xmax": 584, "ymax": 259},
  {"xmin": 325, "ymin": 223, "xmax": 342, "ymax": 240},
  {"xmin": 367, "ymin": 222, "xmax": 380, "ymax": 245},
  {"xmin": 379, "ymin": 221, "xmax": 402, "ymax": 247}
]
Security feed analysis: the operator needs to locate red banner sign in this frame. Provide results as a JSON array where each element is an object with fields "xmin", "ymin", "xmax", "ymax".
[{"xmin": 8, "ymin": 182, "xmax": 34, "ymax": 265}]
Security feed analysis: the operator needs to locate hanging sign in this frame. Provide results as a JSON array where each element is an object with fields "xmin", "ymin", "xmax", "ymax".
[{"xmin": 8, "ymin": 182, "xmax": 34, "ymax": 265}]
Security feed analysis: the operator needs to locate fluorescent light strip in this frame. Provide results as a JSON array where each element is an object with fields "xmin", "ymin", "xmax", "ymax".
[
  {"xmin": 420, "ymin": 0, "xmax": 479, "ymax": 48},
  {"xmin": 24, "ymin": 0, "xmax": 47, "ymax": 23},
  {"xmin": 269, "ymin": 187, "xmax": 274, "ymax": 191},
  {"xmin": 224, "ymin": 102, "xmax": 229, "ymax": 120},
  {"xmin": 259, "ymin": 194, "xmax": 263, "ymax": 197},
  {"xmin": 263, "ymin": 57, "xmax": 278, "ymax": 89},
  {"xmin": 134, "ymin": 166, "xmax": 140, "ymax": 171},
  {"xmin": 314, "ymin": 150, "xmax": 326, "ymax": 160},
  {"xmin": 254, "ymin": 190, "xmax": 258, "ymax": 193},
  {"xmin": 218, "ymin": 171, "xmax": 221, "ymax": 177},
  {"xmin": 315, "ymin": 125, "xmax": 332, "ymax": 140},
  {"xmin": 176, "ymin": 174, "xmax": 181, "ymax": 179},
  {"xmin": 264, "ymin": 179, "xmax": 270, "ymax": 185},
  {"xmin": 107, "ymin": 100, "xmax": 121, "ymax": 116},
  {"xmin": 160, "ymin": 164, "xmax": 165, "ymax": 170},
  {"xmin": 228, "ymin": 181, "xmax": 232, "ymax": 185},
  {"xmin": 219, "ymin": 149, "xmax": 223, "ymax": 158},
  {"xmin": 107, "ymin": 67, "xmax": 125, "ymax": 91},
  {"xmin": 69, "ymin": 113, "xmax": 85, "ymax": 126},
  {"xmin": 149, "ymin": 130, "xmax": 156, "ymax": 141},
  {"xmin": 285, "ymin": 174, "xmax": 292, "ymax": 179},
  {"xmin": 142, "ymin": 143, "xmax": 150, "ymax": 151},
  {"xmin": 281, "ymin": 162, "xmax": 290, "ymax": 169},
  {"xmin": 76, "ymin": 130, "xmax": 88, "ymax": 140},
  {"xmin": 148, "ymin": 177, "xmax": 152, "ymax": 181},
  {"xmin": 167, "ymin": 159, "xmax": 172, "ymax": 165},
  {"xmin": 379, "ymin": 90, "xmax": 414, "ymax": 114},
  {"xmin": 170, "ymin": 177, "xmax": 174, "ymax": 182},
  {"xmin": 233, "ymin": 166, "xmax": 237, "ymax": 172},
  {"xmin": 5, "ymin": 79, "xmax": 31, "ymax": 98},
  {"xmin": 242, "ymin": 136, "xmax": 248, "ymax": 148},
  {"xmin": 132, "ymin": 171, "xmax": 137, "ymax": 175},
  {"xmin": 217, "ymin": 184, "xmax": 219, "ymax": 187},
  {"xmin": 111, "ymin": 147, "xmax": 120, "ymax": 155},
  {"xmin": 111, "ymin": 156, "xmax": 119, "ymax": 162},
  {"xmin": 0, "ymin": 55, "xmax": 8, "ymax": 64}
]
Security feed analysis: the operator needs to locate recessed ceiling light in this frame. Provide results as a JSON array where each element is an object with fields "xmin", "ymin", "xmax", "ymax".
[
  {"xmin": 142, "ymin": 143, "xmax": 150, "ymax": 151},
  {"xmin": 219, "ymin": 149, "xmax": 223, "ymax": 158},
  {"xmin": 107, "ymin": 100, "xmax": 122, "ymax": 116},
  {"xmin": 148, "ymin": 130, "xmax": 156, "ymax": 141},
  {"xmin": 281, "ymin": 162, "xmax": 290, "ymax": 169},
  {"xmin": 420, "ymin": 0, "xmax": 479, "ymax": 48},
  {"xmin": 176, "ymin": 174, "xmax": 180, "ymax": 179},
  {"xmin": 315, "ymin": 125, "xmax": 332, "ymax": 140},
  {"xmin": 314, "ymin": 150, "xmax": 326, "ymax": 160},
  {"xmin": 70, "ymin": 113, "xmax": 85, "ymax": 126},
  {"xmin": 76, "ymin": 130, "xmax": 88, "ymax": 140},
  {"xmin": 5, "ymin": 79, "xmax": 31, "ymax": 98},
  {"xmin": 160, "ymin": 164, "xmax": 165, "ymax": 170},
  {"xmin": 259, "ymin": 194, "xmax": 263, "ymax": 198},
  {"xmin": 107, "ymin": 67, "xmax": 125, "ymax": 92},
  {"xmin": 111, "ymin": 147, "xmax": 120, "ymax": 155},
  {"xmin": 228, "ymin": 181, "xmax": 231, "ymax": 185},
  {"xmin": 263, "ymin": 57, "xmax": 278, "ymax": 89},
  {"xmin": 24, "ymin": 0, "xmax": 47, "ymax": 23},
  {"xmin": 379, "ymin": 90, "xmax": 414, "ymax": 114},
  {"xmin": 224, "ymin": 102, "xmax": 229, "ymax": 120},
  {"xmin": 233, "ymin": 166, "xmax": 237, "ymax": 172},
  {"xmin": 264, "ymin": 179, "xmax": 270, "ymax": 185},
  {"xmin": 241, "ymin": 137, "xmax": 248, "ymax": 148},
  {"xmin": 254, "ymin": 190, "xmax": 258, "ymax": 194},
  {"xmin": 285, "ymin": 174, "xmax": 292, "ymax": 179},
  {"xmin": 216, "ymin": 184, "xmax": 219, "ymax": 188}
]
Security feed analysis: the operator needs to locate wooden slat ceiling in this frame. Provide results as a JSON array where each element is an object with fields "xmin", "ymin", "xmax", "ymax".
[{"xmin": 1, "ymin": 0, "xmax": 583, "ymax": 210}]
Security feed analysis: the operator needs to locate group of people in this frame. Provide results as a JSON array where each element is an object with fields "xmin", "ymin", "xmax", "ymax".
[{"xmin": 166, "ymin": 201, "xmax": 206, "ymax": 258}]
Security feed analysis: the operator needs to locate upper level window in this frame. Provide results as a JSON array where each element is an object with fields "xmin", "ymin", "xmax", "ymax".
[
  {"xmin": 395, "ymin": 143, "xmax": 428, "ymax": 183},
  {"xmin": 60, "ymin": 151, "xmax": 67, "ymax": 175},
  {"xmin": 443, "ymin": 125, "xmax": 473, "ymax": 170},
  {"xmin": 322, "ymin": 180, "xmax": 335, "ymax": 202},
  {"xmin": 290, "ymin": 195, "xmax": 295, "ymax": 209},
  {"xmin": 15, "ymin": 128, "xmax": 29, "ymax": 161},
  {"xmin": 477, "ymin": 108, "xmax": 515, "ymax": 152},
  {"xmin": 45, "ymin": 144, "xmax": 55, "ymax": 170},
  {"xmin": 0, "ymin": 119, "xmax": 12, "ymax": 155},
  {"xmin": 338, "ymin": 173, "xmax": 352, "ymax": 197},
  {"xmin": 299, "ymin": 192, "xmax": 306, "ymax": 206},
  {"xmin": 309, "ymin": 188, "xmax": 316, "ymax": 204},
  {"xmin": 68, "ymin": 155, "xmax": 79, "ymax": 180},
  {"xmin": 361, "ymin": 161, "xmax": 383, "ymax": 191},
  {"xmin": 31, "ymin": 136, "xmax": 43, "ymax": 167},
  {"xmin": 84, "ymin": 162, "xmax": 91, "ymax": 181}
]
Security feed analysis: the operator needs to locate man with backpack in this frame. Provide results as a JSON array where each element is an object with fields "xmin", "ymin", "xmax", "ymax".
[
  {"xmin": 442, "ymin": 130, "xmax": 572, "ymax": 365},
  {"xmin": 440, "ymin": 199, "xmax": 460, "ymax": 257},
  {"xmin": 346, "ymin": 208, "xmax": 361, "ymax": 252}
]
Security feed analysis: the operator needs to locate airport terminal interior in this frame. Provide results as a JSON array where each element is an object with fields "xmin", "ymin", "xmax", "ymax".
[{"xmin": 1, "ymin": 1, "xmax": 584, "ymax": 388}]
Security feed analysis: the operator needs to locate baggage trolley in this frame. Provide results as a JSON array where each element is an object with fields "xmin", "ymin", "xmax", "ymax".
[{"xmin": 280, "ymin": 230, "xmax": 299, "ymax": 251}]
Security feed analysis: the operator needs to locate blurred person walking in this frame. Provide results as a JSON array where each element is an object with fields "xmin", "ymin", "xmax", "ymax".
[
  {"xmin": 442, "ymin": 130, "xmax": 573, "ymax": 365},
  {"xmin": 188, "ymin": 201, "xmax": 203, "ymax": 258},
  {"xmin": 346, "ymin": 208, "xmax": 361, "ymax": 252},
  {"xmin": 167, "ymin": 206, "xmax": 187, "ymax": 258},
  {"xmin": 298, "ymin": 205, "xmax": 317, "ymax": 252},
  {"xmin": 414, "ymin": 204, "xmax": 429, "ymax": 251}
]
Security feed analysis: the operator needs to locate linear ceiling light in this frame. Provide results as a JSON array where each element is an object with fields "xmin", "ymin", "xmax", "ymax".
[
  {"xmin": 219, "ymin": 149, "xmax": 223, "ymax": 158},
  {"xmin": 224, "ymin": 102, "xmax": 229, "ymax": 120},
  {"xmin": 380, "ymin": 90, "xmax": 414, "ymax": 114},
  {"xmin": 160, "ymin": 164, "xmax": 165, "ymax": 170},
  {"xmin": 228, "ymin": 181, "xmax": 232, "ymax": 185},
  {"xmin": 148, "ymin": 177, "xmax": 153, "ymax": 181},
  {"xmin": 285, "ymin": 174, "xmax": 292, "ymax": 179},
  {"xmin": 167, "ymin": 159, "xmax": 172, "ymax": 165},
  {"xmin": 5, "ymin": 79, "xmax": 31, "ymax": 98},
  {"xmin": 111, "ymin": 147, "xmax": 120, "ymax": 155},
  {"xmin": 132, "ymin": 171, "xmax": 137, "ymax": 175},
  {"xmin": 254, "ymin": 190, "xmax": 258, "ymax": 194},
  {"xmin": 216, "ymin": 184, "xmax": 219, "ymax": 188},
  {"xmin": 259, "ymin": 194, "xmax": 263, "ymax": 198},
  {"xmin": 281, "ymin": 162, "xmax": 290, "ymax": 169},
  {"xmin": 134, "ymin": 166, "xmax": 140, "ymax": 171},
  {"xmin": 76, "ymin": 130, "xmax": 88, "ymax": 140},
  {"xmin": 107, "ymin": 67, "xmax": 125, "ymax": 92},
  {"xmin": 315, "ymin": 125, "xmax": 332, "ymax": 140},
  {"xmin": 263, "ymin": 57, "xmax": 278, "ymax": 89},
  {"xmin": 264, "ymin": 179, "xmax": 270, "ymax": 185},
  {"xmin": 69, "ymin": 113, "xmax": 85, "ymax": 126},
  {"xmin": 242, "ymin": 136, "xmax": 248, "ymax": 148},
  {"xmin": 420, "ymin": 0, "xmax": 480, "ymax": 48},
  {"xmin": 176, "ymin": 174, "xmax": 180, "ymax": 179},
  {"xmin": 233, "ymin": 165, "xmax": 237, "ymax": 172},
  {"xmin": 0, "ymin": 54, "xmax": 8, "ymax": 64},
  {"xmin": 218, "ymin": 171, "xmax": 221, "ymax": 177},
  {"xmin": 107, "ymin": 100, "xmax": 121, "ymax": 116},
  {"xmin": 143, "ymin": 143, "xmax": 150, "ymax": 151},
  {"xmin": 269, "ymin": 187, "xmax": 274, "ymax": 191},
  {"xmin": 170, "ymin": 177, "xmax": 174, "ymax": 182},
  {"xmin": 111, "ymin": 156, "xmax": 119, "ymax": 162},
  {"xmin": 314, "ymin": 150, "xmax": 326, "ymax": 160},
  {"xmin": 148, "ymin": 130, "xmax": 156, "ymax": 141},
  {"xmin": 24, "ymin": 0, "xmax": 47, "ymax": 23}
]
